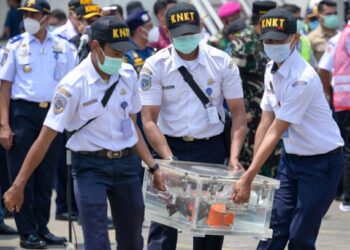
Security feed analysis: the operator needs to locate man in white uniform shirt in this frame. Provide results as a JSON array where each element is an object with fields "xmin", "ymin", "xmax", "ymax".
[
  {"xmin": 3, "ymin": 16, "xmax": 164, "ymax": 250},
  {"xmin": 232, "ymin": 9, "xmax": 344, "ymax": 250},
  {"xmin": 140, "ymin": 3, "xmax": 247, "ymax": 250}
]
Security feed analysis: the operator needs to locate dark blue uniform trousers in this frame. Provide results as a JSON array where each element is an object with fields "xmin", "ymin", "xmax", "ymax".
[
  {"xmin": 7, "ymin": 100, "xmax": 62, "ymax": 235},
  {"xmin": 71, "ymin": 152, "xmax": 144, "ymax": 250},
  {"xmin": 147, "ymin": 134, "xmax": 226, "ymax": 250},
  {"xmin": 257, "ymin": 148, "xmax": 344, "ymax": 250}
]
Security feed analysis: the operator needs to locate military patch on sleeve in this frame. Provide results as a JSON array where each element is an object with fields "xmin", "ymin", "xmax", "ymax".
[
  {"xmin": 140, "ymin": 74, "xmax": 152, "ymax": 91},
  {"xmin": 53, "ymin": 93, "xmax": 67, "ymax": 114},
  {"xmin": 57, "ymin": 87, "xmax": 71, "ymax": 98},
  {"xmin": 291, "ymin": 81, "xmax": 308, "ymax": 88},
  {"xmin": 0, "ymin": 49, "xmax": 9, "ymax": 66}
]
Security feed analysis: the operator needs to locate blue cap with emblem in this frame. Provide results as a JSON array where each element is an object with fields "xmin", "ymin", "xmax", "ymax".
[
  {"xmin": 126, "ymin": 10, "xmax": 151, "ymax": 33},
  {"xmin": 91, "ymin": 16, "xmax": 135, "ymax": 52},
  {"xmin": 18, "ymin": 0, "xmax": 51, "ymax": 14},
  {"xmin": 165, "ymin": 2, "xmax": 200, "ymax": 38}
]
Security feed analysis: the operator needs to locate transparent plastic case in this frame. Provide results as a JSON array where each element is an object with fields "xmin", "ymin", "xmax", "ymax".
[{"xmin": 143, "ymin": 160, "xmax": 280, "ymax": 237}]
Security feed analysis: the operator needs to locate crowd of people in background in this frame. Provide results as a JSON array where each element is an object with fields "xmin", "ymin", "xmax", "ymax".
[{"xmin": 0, "ymin": 0, "xmax": 349, "ymax": 249}]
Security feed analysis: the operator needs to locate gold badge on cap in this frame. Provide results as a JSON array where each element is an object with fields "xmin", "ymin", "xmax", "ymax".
[{"xmin": 23, "ymin": 64, "xmax": 32, "ymax": 73}]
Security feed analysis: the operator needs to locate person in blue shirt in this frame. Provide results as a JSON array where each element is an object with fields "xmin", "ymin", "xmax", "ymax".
[
  {"xmin": 2, "ymin": 0, "xmax": 23, "ymax": 39},
  {"xmin": 125, "ymin": 10, "xmax": 157, "ymax": 75}
]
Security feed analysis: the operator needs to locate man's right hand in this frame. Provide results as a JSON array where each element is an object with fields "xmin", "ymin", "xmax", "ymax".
[{"xmin": 0, "ymin": 125, "xmax": 13, "ymax": 150}]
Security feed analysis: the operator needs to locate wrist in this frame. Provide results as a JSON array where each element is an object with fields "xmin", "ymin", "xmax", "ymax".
[
  {"xmin": 148, "ymin": 163, "xmax": 160, "ymax": 175},
  {"xmin": 13, "ymin": 179, "xmax": 25, "ymax": 192}
]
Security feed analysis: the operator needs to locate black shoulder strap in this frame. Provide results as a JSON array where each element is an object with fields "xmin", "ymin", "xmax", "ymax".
[
  {"xmin": 177, "ymin": 66, "xmax": 210, "ymax": 107},
  {"xmin": 70, "ymin": 77, "xmax": 120, "ymax": 136},
  {"xmin": 177, "ymin": 66, "xmax": 225, "ymax": 124}
]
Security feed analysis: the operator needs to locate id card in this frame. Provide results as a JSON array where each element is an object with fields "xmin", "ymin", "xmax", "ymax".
[
  {"xmin": 207, "ymin": 106, "xmax": 220, "ymax": 124},
  {"xmin": 121, "ymin": 118, "xmax": 133, "ymax": 139}
]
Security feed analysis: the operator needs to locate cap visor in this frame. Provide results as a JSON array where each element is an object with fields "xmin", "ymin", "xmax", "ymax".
[
  {"xmin": 108, "ymin": 41, "xmax": 136, "ymax": 52},
  {"xmin": 83, "ymin": 12, "xmax": 102, "ymax": 19},
  {"xmin": 169, "ymin": 25, "xmax": 200, "ymax": 38},
  {"xmin": 260, "ymin": 31, "xmax": 290, "ymax": 41},
  {"xmin": 18, "ymin": 7, "xmax": 40, "ymax": 12}
]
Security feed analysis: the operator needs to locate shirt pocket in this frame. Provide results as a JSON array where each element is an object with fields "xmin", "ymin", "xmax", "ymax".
[
  {"xmin": 79, "ymin": 101, "xmax": 104, "ymax": 121},
  {"xmin": 53, "ymin": 53, "xmax": 68, "ymax": 81},
  {"xmin": 16, "ymin": 50, "xmax": 34, "ymax": 75},
  {"xmin": 162, "ymin": 86, "xmax": 185, "ymax": 103}
]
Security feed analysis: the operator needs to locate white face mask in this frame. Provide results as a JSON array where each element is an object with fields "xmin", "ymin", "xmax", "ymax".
[
  {"xmin": 263, "ymin": 36, "xmax": 294, "ymax": 63},
  {"xmin": 142, "ymin": 26, "xmax": 160, "ymax": 43},
  {"xmin": 147, "ymin": 26, "xmax": 160, "ymax": 43},
  {"xmin": 24, "ymin": 16, "xmax": 45, "ymax": 35}
]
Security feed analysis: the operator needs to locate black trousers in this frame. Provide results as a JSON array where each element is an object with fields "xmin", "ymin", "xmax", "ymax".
[
  {"xmin": 337, "ymin": 111, "xmax": 350, "ymax": 204},
  {"xmin": 7, "ymin": 100, "xmax": 62, "ymax": 235}
]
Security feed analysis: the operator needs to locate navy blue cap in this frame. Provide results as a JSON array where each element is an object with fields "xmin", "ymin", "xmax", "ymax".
[
  {"xmin": 166, "ymin": 2, "xmax": 200, "ymax": 37},
  {"xmin": 126, "ymin": 10, "xmax": 151, "ymax": 32},
  {"xmin": 18, "ymin": 0, "xmax": 51, "ymax": 14},
  {"xmin": 91, "ymin": 16, "xmax": 135, "ymax": 52},
  {"xmin": 260, "ymin": 8, "xmax": 296, "ymax": 41}
]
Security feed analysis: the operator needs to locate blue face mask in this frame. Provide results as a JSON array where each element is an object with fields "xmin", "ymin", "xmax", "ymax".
[
  {"xmin": 309, "ymin": 20, "xmax": 319, "ymax": 31},
  {"xmin": 97, "ymin": 48, "xmax": 123, "ymax": 75},
  {"xmin": 263, "ymin": 39, "xmax": 293, "ymax": 63},
  {"xmin": 322, "ymin": 14, "xmax": 339, "ymax": 29},
  {"xmin": 297, "ymin": 20, "xmax": 304, "ymax": 33},
  {"xmin": 172, "ymin": 33, "xmax": 201, "ymax": 54}
]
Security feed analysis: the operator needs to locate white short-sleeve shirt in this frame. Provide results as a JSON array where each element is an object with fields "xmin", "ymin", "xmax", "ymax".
[
  {"xmin": 139, "ymin": 43, "xmax": 243, "ymax": 138},
  {"xmin": 44, "ymin": 55, "xmax": 141, "ymax": 152},
  {"xmin": 53, "ymin": 20, "xmax": 79, "ymax": 41},
  {"xmin": 318, "ymin": 32, "xmax": 341, "ymax": 72},
  {"xmin": 261, "ymin": 49, "xmax": 344, "ymax": 155},
  {"xmin": 0, "ymin": 32, "xmax": 76, "ymax": 102}
]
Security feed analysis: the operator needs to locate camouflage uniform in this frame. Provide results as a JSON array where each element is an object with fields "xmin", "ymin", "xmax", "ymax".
[
  {"xmin": 229, "ymin": 25, "xmax": 281, "ymax": 177},
  {"xmin": 208, "ymin": 31, "xmax": 230, "ymax": 52}
]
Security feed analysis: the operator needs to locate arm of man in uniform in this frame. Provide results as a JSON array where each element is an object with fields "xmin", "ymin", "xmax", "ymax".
[
  {"xmin": 318, "ymin": 68, "xmax": 332, "ymax": 104},
  {"xmin": 131, "ymin": 113, "xmax": 165, "ymax": 191},
  {"xmin": 3, "ymin": 126, "xmax": 58, "ymax": 212},
  {"xmin": 226, "ymin": 98, "xmax": 248, "ymax": 170},
  {"xmin": 253, "ymin": 111, "xmax": 275, "ymax": 155},
  {"xmin": 0, "ymin": 81, "xmax": 13, "ymax": 150},
  {"xmin": 233, "ymin": 119, "xmax": 290, "ymax": 202},
  {"xmin": 142, "ymin": 106, "xmax": 173, "ymax": 159},
  {"xmin": 233, "ymin": 77, "xmax": 315, "ymax": 203}
]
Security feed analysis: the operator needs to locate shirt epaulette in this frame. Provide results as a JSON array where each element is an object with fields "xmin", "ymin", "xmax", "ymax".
[{"xmin": 9, "ymin": 34, "xmax": 24, "ymax": 44}]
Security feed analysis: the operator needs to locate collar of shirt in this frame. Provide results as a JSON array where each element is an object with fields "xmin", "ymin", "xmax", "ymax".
[
  {"xmin": 169, "ymin": 43, "xmax": 207, "ymax": 73},
  {"xmin": 65, "ymin": 20, "xmax": 79, "ymax": 40},
  {"xmin": 271, "ymin": 49, "xmax": 299, "ymax": 79},
  {"xmin": 25, "ymin": 31, "xmax": 54, "ymax": 45},
  {"xmin": 85, "ymin": 54, "xmax": 127, "ymax": 85},
  {"xmin": 319, "ymin": 25, "xmax": 338, "ymax": 39}
]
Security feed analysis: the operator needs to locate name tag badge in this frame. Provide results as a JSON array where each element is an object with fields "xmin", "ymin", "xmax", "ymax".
[
  {"xmin": 207, "ymin": 106, "xmax": 220, "ymax": 124},
  {"xmin": 121, "ymin": 118, "xmax": 133, "ymax": 139}
]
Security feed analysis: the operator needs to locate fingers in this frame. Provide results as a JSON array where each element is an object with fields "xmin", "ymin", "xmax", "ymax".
[{"xmin": 0, "ymin": 134, "xmax": 13, "ymax": 150}]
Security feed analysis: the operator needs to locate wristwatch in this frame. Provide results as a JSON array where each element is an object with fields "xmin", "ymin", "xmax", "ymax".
[{"xmin": 148, "ymin": 163, "xmax": 160, "ymax": 174}]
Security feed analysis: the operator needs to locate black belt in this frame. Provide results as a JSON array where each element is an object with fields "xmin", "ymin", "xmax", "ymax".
[
  {"xmin": 13, "ymin": 99, "xmax": 50, "ymax": 109},
  {"xmin": 77, "ymin": 148, "xmax": 133, "ymax": 159},
  {"xmin": 165, "ymin": 134, "xmax": 221, "ymax": 142},
  {"xmin": 289, "ymin": 147, "xmax": 343, "ymax": 158}
]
